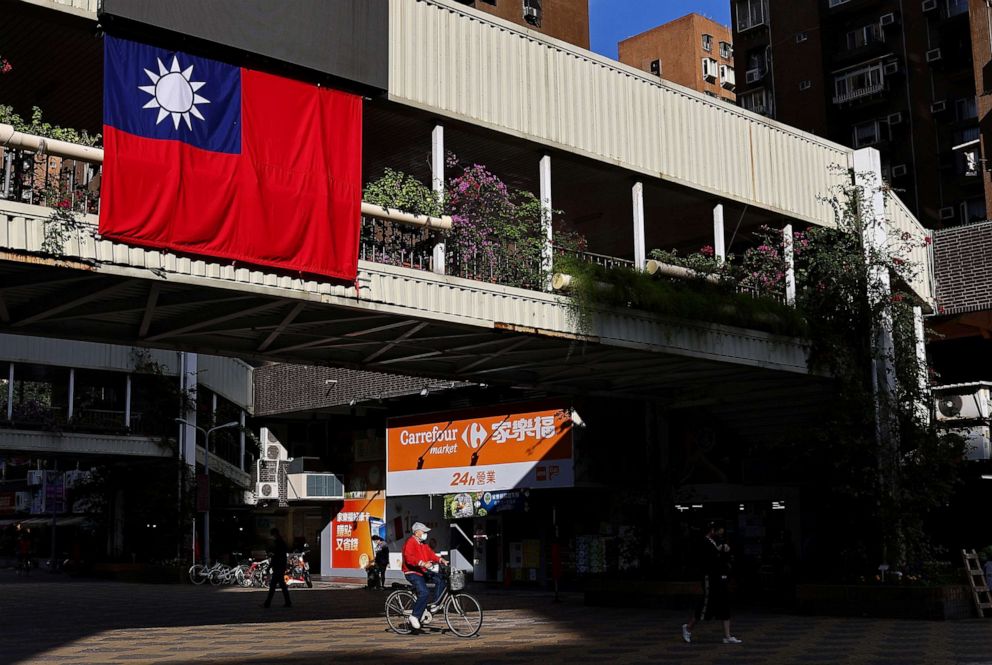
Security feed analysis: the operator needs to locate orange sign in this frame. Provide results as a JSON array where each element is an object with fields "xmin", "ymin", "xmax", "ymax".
[
  {"xmin": 386, "ymin": 403, "xmax": 574, "ymax": 496},
  {"xmin": 330, "ymin": 497, "xmax": 385, "ymax": 570}
]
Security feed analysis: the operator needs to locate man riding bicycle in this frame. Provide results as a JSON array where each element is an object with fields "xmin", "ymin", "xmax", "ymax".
[{"xmin": 402, "ymin": 522, "xmax": 448, "ymax": 630}]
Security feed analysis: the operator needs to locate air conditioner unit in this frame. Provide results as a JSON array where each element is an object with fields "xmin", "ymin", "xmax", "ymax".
[
  {"xmin": 243, "ymin": 490, "xmax": 258, "ymax": 506},
  {"xmin": 14, "ymin": 492, "xmax": 30, "ymax": 512},
  {"xmin": 286, "ymin": 473, "xmax": 345, "ymax": 501},
  {"xmin": 926, "ymin": 48, "xmax": 942, "ymax": 63},
  {"xmin": 523, "ymin": 5, "xmax": 541, "ymax": 25},
  {"xmin": 746, "ymin": 68, "xmax": 763, "ymax": 84},
  {"xmin": 891, "ymin": 164, "xmax": 908, "ymax": 177},
  {"xmin": 702, "ymin": 58, "xmax": 718, "ymax": 81},
  {"xmin": 922, "ymin": 0, "xmax": 938, "ymax": 11},
  {"xmin": 936, "ymin": 385, "xmax": 992, "ymax": 421},
  {"xmin": 720, "ymin": 65, "xmax": 736, "ymax": 89},
  {"xmin": 948, "ymin": 425, "xmax": 992, "ymax": 460},
  {"xmin": 256, "ymin": 481, "xmax": 278, "ymax": 501},
  {"xmin": 931, "ymin": 100, "xmax": 947, "ymax": 113},
  {"xmin": 260, "ymin": 427, "xmax": 289, "ymax": 461},
  {"xmin": 26, "ymin": 470, "xmax": 44, "ymax": 486},
  {"xmin": 884, "ymin": 61, "xmax": 900, "ymax": 75},
  {"xmin": 880, "ymin": 12, "xmax": 897, "ymax": 26},
  {"xmin": 939, "ymin": 205, "xmax": 956, "ymax": 219},
  {"xmin": 887, "ymin": 112, "xmax": 903, "ymax": 125}
]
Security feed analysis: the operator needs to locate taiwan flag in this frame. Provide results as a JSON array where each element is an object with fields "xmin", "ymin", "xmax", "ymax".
[{"xmin": 100, "ymin": 35, "xmax": 362, "ymax": 281}]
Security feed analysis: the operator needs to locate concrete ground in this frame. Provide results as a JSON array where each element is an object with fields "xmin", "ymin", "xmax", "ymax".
[{"xmin": 3, "ymin": 571, "xmax": 992, "ymax": 665}]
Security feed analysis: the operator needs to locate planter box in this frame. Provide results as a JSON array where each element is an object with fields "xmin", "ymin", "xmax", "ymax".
[{"xmin": 796, "ymin": 584, "xmax": 973, "ymax": 620}]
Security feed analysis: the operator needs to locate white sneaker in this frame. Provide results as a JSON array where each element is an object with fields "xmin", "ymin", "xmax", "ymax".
[
  {"xmin": 681, "ymin": 624, "xmax": 691, "ymax": 643},
  {"xmin": 723, "ymin": 636, "xmax": 743, "ymax": 644},
  {"xmin": 408, "ymin": 614, "xmax": 421, "ymax": 630}
]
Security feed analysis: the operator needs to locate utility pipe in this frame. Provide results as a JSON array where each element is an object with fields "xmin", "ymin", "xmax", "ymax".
[{"xmin": 645, "ymin": 260, "xmax": 722, "ymax": 284}]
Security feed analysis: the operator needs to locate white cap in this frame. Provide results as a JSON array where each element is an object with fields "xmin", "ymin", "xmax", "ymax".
[{"xmin": 411, "ymin": 522, "xmax": 430, "ymax": 533}]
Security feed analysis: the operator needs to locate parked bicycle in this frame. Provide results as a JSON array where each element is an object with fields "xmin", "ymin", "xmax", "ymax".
[{"xmin": 385, "ymin": 565, "xmax": 482, "ymax": 637}]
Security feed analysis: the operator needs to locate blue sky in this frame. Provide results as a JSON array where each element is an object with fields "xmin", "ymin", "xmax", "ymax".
[{"xmin": 589, "ymin": 0, "xmax": 732, "ymax": 59}]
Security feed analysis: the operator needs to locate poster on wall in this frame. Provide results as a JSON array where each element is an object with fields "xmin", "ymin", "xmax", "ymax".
[
  {"xmin": 442, "ymin": 489, "xmax": 529, "ymax": 519},
  {"xmin": 386, "ymin": 402, "xmax": 574, "ymax": 496},
  {"xmin": 329, "ymin": 496, "xmax": 385, "ymax": 571}
]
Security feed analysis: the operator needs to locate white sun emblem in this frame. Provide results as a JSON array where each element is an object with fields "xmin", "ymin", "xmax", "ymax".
[{"xmin": 139, "ymin": 55, "xmax": 209, "ymax": 130}]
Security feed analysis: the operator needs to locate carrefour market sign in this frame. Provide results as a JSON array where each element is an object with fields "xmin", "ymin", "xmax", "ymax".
[{"xmin": 386, "ymin": 403, "xmax": 574, "ymax": 496}]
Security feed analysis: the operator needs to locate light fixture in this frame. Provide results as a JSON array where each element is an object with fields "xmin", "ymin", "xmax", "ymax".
[
  {"xmin": 349, "ymin": 399, "xmax": 357, "ymax": 407},
  {"xmin": 569, "ymin": 408, "xmax": 586, "ymax": 429},
  {"xmin": 420, "ymin": 386, "xmax": 430, "ymax": 397}
]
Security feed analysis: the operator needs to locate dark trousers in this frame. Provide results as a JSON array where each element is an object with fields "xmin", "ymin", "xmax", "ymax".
[
  {"xmin": 406, "ymin": 571, "xmax": 445, "ymax": 621},
  {"xmin": 265, "ymin": 568, "xmax": 291, "ymax": 607}
]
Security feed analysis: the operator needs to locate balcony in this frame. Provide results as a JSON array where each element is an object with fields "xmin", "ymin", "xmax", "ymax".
[{"xmin": 832, "ymin": 81, "xmax": 886, "ymax": 104}]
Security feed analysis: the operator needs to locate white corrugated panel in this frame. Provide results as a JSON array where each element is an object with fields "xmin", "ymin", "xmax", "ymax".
[
  {"xmin": 885, "ymin": 194, "xmax": 935, "ymax": 307},
  {"xmin": 0, "ymin": 333, "xmax": 181, "ymax": 374},
  {"xmin": 389, "ymin": 0, "xmax": 851, "ymax": 227},
  {"xmin": 1, "ymin": 200, "xmax": 812, "ymax": 374},
  {"xmin": 198, "ymin": 354, "xmax": 254, "ymax": 413},
  {"xmin": 22, "ymin": 0, "xmax": 98, "ymax": 17}
]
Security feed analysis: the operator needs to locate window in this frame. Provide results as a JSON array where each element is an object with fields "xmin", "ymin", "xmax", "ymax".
[
  {"xmin": 523, "ymin": 0, "xmax": 541, "ymax": 26},
  {"xmin": 736, "ymin": 0, "xmax": 767, "ymax": 31},
  {"xmin": 799, "ymin": 80, "xmax": 812, "ymax": 91},
  {"xmin": 956, "ymin": 97, "xmax": 978, "ymax": 121},
  {"xmin": 846, "ymin": 23, "xmax": 884, "ymax": 50},
  {"xmin": 829, "ymin": 0, "xmax": 851, "ymax": 6},
  {"xmin": 650, "ymin": 59, "xmax": 661, "ymax": 76},
  {"xmin": 953, "ymin": 126, "xmax": 981, "ymax": 145},
  {"xmin": 946, "ymin": 0, "xmax": 969, "ymax": 17},
  {"xmin": 703, "ymin": 34, "xmax": 713, "ymax": 52},
  {"xmin": 833, "ymin": 62, "xmax": 885, "ymax": 103},
  {"xmin": 702, "ymin": 57, "xmax": 719, "ymax": 80},
  {"xmin": 739, "ymin": 88, "xmax": 769, "ymax": 115},
  {"xmin": 796, "ymin": 32, "xmax": 808, "ymax": 43},
  {"xmin": 720, "ymin": 41, "xmax": 733, "ymax": 59},
  {"xmin": 852, "ymin": 120, "xmax": 884, "ymax": 148},
  {"xmin": 720, "ymin": 64, "xmax": 736, "ymax": 88},
  {"xmin": 961, "ymin": 198, "xmax": 986, "ymax": 222},
  {"xmin": 481, "ymin": 0, "xmax": 496, "ymax": 3}
]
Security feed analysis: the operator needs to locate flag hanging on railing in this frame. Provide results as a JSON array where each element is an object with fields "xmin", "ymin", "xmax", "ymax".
[{"xmin": 100, "ymin": 35, "xmax": 362, "ymax": 280}]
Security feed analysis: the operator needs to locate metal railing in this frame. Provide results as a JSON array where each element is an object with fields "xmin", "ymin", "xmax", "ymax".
[{"xmin": 832, "ymin": 82, "xmax": 885, "ymax": 105}]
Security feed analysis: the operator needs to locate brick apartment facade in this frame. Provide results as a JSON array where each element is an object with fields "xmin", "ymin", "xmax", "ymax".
[
  {"xmin": 732, "ymin": 0, "xmax": 985, "ymax": 228},
  {"xmin": 454, "ymin": 0, "xmax": 589, "ymax": 49},
  {"xmin": 618, "ymin": 13, "xmax": 736, "ymax": 102}
]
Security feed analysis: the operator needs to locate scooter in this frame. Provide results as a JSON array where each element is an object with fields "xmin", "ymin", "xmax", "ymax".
[{"xmin": 284, "ymin": 548, "xmax": 312, "ymax": 588}]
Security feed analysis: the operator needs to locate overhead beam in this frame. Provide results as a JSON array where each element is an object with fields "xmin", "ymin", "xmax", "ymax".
[
  {"xmin": 144, "ymin": 300, "xmax": 285, "ymax": 342},
  {"xmin": 138, "ymin": 283, "xmax": 160, "ymax": 339},
  {"xmin": 268, "ymin": 320, "xmax": 421, "ymax": 355},
  {"xmin": 363, "ymin": 322, "xmax": 430, "ymax": 363},
  {"xmin": 257, "ymin": 302, "xmax": 306, "ymax": 352},
  {"xmin": 11, "ymin": 278, "xmax": 134, "ymax": 328}
]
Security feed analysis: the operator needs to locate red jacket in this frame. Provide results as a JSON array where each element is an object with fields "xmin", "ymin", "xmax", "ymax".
[{"xmin": 402, "ymin": 535, "xmax": 440, "ymax": 576}]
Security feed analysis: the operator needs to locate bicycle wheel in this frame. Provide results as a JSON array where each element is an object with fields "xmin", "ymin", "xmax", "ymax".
[
  {"xmin": 189, "ymin": 564, "xmax": 207, "ymax": 585},
  {"xmin": 445, "ymin": 592, "xmax": 483, "ymax": 637},
  {"xmin": 209, "ymin": 568, "xmax": 226, "ymax": 586},
  {"xmin": 385, "ymin": 590, "xmax": 417, "ymax": 635}
]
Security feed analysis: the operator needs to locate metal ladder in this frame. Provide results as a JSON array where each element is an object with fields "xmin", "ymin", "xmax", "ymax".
[{"xmin": 962, "ymin": 549, "xmax": 992, "ymax": 617}]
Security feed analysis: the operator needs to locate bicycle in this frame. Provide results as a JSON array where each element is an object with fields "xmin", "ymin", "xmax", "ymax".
[{"xmin": 385, "ymin": 565, "xmax": 483, "ymax": 638}]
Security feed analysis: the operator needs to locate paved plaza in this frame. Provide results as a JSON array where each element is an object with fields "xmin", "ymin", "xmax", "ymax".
[{"xmin": 3, "ymin": 572, "xmax": 992, "ymax": 665}]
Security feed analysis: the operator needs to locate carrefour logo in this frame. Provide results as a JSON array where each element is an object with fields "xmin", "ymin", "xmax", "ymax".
[{"xmin": 461, "ymin": 422, "xmax": 487, "ymax": 449}]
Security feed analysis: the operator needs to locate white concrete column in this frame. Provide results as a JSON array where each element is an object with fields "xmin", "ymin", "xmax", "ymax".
[
  {"xmin": 783, "ymin": 224, "xmax": 796, "ymax": 306},
  {"xmin": 632, "ymin": 182, "xmax": 646, "ymax": 269},
  {"xmin": 913, "ymin": 305, "xmax": 930, "ymax": 425},
  {"xmin": 431, "ymin": 124, "xmax": 446, "ymax": 275},
  {"xmin": 179, "ymin": 352, "xmax": 198, "ymax": 468},
  {"xmin": 6, "ymin": 363, "xmax": 13, "ymax": 421},
  {"xmin": 124, "ymin": 374, "xmax": 132, "ymax": 431},
  {"xmin": 713, "ymin": 204, "xmax": 726, "ymax": 262},
  {"xmin": 239, "ymin": 409, "xmax": 246, "ymax": 471},
  {"xmin": 540, "ymin": 154, "xmax": 553, "ymax": 290},
  {"xmin": 67, "ymin": 368, "xmax": 75, "ymax": 421}
]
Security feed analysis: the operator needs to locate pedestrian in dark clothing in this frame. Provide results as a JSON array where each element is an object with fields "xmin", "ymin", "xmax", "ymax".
[
  {"xmin": 263, "ymin": 528, "xmax": 291, "ymax": 608},
  {"xmin": 367, "ymin": 535, "xmax": 390, "ymax": 589},
  {"xmin": 682, "ymin": 522, "xmax": 741, "ymax": 644}
]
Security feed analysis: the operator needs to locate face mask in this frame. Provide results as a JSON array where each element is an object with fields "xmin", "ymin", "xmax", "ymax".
[{"xmin": 419, "ymin": 533, "xmax": 429, "ymax": 542}]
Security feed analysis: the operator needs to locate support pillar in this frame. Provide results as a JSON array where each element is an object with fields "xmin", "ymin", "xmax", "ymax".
[
  {"xmin": 6, "ymin": 363, "xmax": 12, "ymax": 421},
  {"xmin": 179, "ymin": 352, "xmax": 198, "ymax": 468},
  {"xmin": 431, "ymin": 124, "xmax": 446, "ymax": 275},
  {"xmin": 67, "ymin": 368, "xmax": 75, "ymax": 421},
  {"xmin": 713, "ymin": 204, "xmax": 726, "ymax": 261},
  {"xmin": 783, "ymin": 224, "xmax": 796, "ymax": 306},
  {"xmin": 124, "ymin": 374, "xmax": 132, "ymax": 431},
  {"xmin": 632, "ymin": 182, "xmax": 646, "ymax": 269},
  {"xmin": 853, "ymin": 147, "xmax": 899, "ymax": 561},
  {"xmin": 239, "ymin": 410, "xmax": 246, "ymax": 471},
  {"xmin": 540, "ymin": 154, "xmax": 553, "ymax": 290}
]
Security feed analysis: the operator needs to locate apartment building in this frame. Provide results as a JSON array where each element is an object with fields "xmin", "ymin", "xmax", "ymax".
[
  {"xmin": 619, "ymin": 13, "xmax": 736, "ymax": 102},
  {"xmin": 732, "ymin": 0, "xmax": 983, "ymax": 227},
  {"xmin": 454, "ymin": 0, "xmax": 589, "ymax": 48}
]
